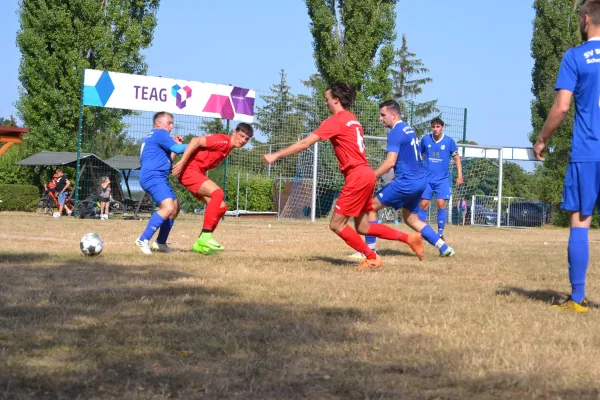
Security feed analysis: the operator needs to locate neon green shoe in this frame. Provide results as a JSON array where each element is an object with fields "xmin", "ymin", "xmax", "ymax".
[
  {"xmin": 195, "ymin": 233, "xmax": 224, "ymax": 252},
  {"xmin": 552, "ymin": 297, "xmax": 590, "ymax": 313},
  {"xmin": 192, "ymin": 241, "xmax": 215, "ymax": 255}
]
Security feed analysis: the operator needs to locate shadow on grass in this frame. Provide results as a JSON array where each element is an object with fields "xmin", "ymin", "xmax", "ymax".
[
  {"xmin": 1, "ymin": 259, "xmax": 598, "ymax": 399},
  {"xmin": 0, "ymin": 252, "xmax": 56, "ymax": 264},
  {"xmin": 495, "ymin": 286, "xmax": 599, "ymax": 309}
]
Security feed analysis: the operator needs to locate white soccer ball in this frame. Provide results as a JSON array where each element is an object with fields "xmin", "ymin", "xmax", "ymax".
[{"xmin": 80, "ymin": 233, "xmax": 104, "ymax": 256}]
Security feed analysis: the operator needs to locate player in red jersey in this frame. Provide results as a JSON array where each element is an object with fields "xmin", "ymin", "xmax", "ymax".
[
  {"xmin": 263, "ymin": 82, "xmax": 423, "ymax": 271},
  {"xmin": 171, "ymin": 123, "xmax": 253, "ymax": 254}
]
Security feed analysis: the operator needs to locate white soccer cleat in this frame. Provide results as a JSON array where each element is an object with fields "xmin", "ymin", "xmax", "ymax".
[
  {"xmin": 348, "ymin": 252, "xmax": 366, "ymax": 259},
  {"xmin": 440, "ymin": 246, "xmax": 455, "ymax": 257},
  {"xmin": 151, "ymin": 242, "xmax": 174, "ymax": 253},
  {"xmin": 135, "ymin": 238, "xmax": 153, "ymax": 255}
]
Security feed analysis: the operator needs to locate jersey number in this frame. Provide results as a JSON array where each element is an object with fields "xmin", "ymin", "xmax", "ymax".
[
  {"xmin": 356, "ymin": 128, "xmax": 365, "ymax": 153},
  {"xmin": 410, "ymin": 138, "xmax": 420, "ymax": 161}
]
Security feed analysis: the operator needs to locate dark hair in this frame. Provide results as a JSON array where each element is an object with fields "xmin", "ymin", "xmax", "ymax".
[
  {"xmin": 580, "ymin": 0, "xmax": 600, "ymax": 25},
  {"xmin": 431, "ymin": 117, "xmax": 444, "ymax": 127},
  {"xmin": 327, "ymin": 82, "xmax": 357, "ymax": 109},
  {"xmin": 153, "ymin": 111, "xmax": 174, "ymax": 126},
  {"xmin": 235, "ymin": 122, "xmax": 254, "ymax": 137},
  {"xmin": 379, "ymin": 99, "xmax": 402, "ymax": 117}
]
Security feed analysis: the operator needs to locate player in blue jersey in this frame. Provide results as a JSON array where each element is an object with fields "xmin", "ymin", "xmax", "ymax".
[
  {"xmin": 135, "ymin": 112, "xmax": 188, "ymax": 255},
  {"xmin": 533, "ymin": 1, "xmax": 600, "ymax": 313},
  {"xmin": 353, "ymin": 100, "xmax": 454, "ymax": 258},
  {"xmin": 418, "ymin": 118, "xmax": 463, "ymax": 240}
]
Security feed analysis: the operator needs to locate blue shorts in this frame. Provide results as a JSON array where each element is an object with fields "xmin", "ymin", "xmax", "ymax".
[
  {"xmin": 561, "ymin": 162, "xmax": 600, "ymax": 216},
  {"xmin": 422, "ymin": 180, "xmax": 451, "ymax": 201},
  {"xmin": 141, "ymin": 178, "xmax": 176, "ymax": 204},
  {"xmin": 376, "ymin": 179, "xmax": 426, "ymax": 214},
  {"xmin": 58, "ymin": 192, "xmax": 67, "ymax": 206}
]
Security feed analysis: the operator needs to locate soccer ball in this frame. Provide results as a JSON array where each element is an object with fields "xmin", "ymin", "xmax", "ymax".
[{"xmin": 80, "ymin": 233, "xmax": 104, "ymax": 256}]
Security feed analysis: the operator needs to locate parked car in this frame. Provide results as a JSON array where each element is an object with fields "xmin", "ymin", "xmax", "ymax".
[
  {"xmin": 507, "ymin": 201, "xmax": 549, "ymax": 227},
  {"xmin": 466, "ymin": 204, "xmax": 505, "ymax": 226}
]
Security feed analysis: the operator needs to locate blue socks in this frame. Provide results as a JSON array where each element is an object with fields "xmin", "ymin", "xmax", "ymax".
[
  {"xmin": 421, "ymin": 224, "xmax": 448, "ymax": 253},
  {"xmin": 156, "ymin": 218, "xmax": 174, "ymax": 244},
  {"xmin": 438, "ymin": 208, "xmax": 447, "ymax": 236},
  {"xmin": 365, "ymin": 220, "xmax": 377, "ymax": 250},
  {"xmin": 418, "ymin": 209, "xmax": 427, "ymax": 222},
  {"xmin": 568, "ymin": 227, "xmax": 589, "ymax": 303},
  {"xmin": 140, "ymin": 212, "xmax": 165, "ymax": 242}
]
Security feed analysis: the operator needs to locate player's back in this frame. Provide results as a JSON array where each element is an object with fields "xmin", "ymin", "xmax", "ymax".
[
  {"xmin": 389, "ymin": 121, "xmax": 426, "ymax": 182},
  {"xmin": 140, "ymin": 128, "xmax": 175, "ymax": 180},
  {"xmin": 315, "ymin": 110, "xmax": 370, "ymax": 175},
  {"xmin": 420, "ymin": 134, "xmax": 456, "ymax": 182},
  {"xmin": 561, "ymin": 41, "xmax": 600, "ymax": 162}
]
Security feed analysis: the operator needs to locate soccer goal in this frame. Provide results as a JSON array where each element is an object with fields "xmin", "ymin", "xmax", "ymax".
[{"xmin": 280, "ymin": 136, "xmax": 538, "ymax": 227}]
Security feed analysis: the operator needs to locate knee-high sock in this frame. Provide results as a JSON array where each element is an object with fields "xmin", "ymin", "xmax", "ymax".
[
  {"xmin": 156, "ymin": 218, "xmax": 174, "ymax": 244},
  {"xmin": 366, "ymin": 223, "xmax": 408, "ymax": 243},
  {"xmin": 140, "ymin": 212, "xmax": 165, "ymax": 241},
  {"xmin": 203, "ymin": 189, "xmax": 225, "ymax": 232},
  {"xmin": 337, "ymin": 226, "xmax": 376, "ymax": 259},
  {"xmin": 569, "ymin": 227, "xmax": 589, "ymax": 303},
  {"xmin": 437, "ymin": 208, "xmax": 447, "ymax": 236}
]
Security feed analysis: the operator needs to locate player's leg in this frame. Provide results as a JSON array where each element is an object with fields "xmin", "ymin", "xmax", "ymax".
[
  {"xmin": 153, "ymin": 187, "xmax": 179, "ymax": 252},
  {"xmin": 331, "ymin": 211, "xmax": 382, "ymax": 270},
  {"xmin": 436, "ymin": 198, "xmax": 448, "ymax": 238},
  {"xmin": 137, "ymin": 181, "xmax": 176, "ymax": 255},
  {"xmin": 419, "ymin": 183, "xmax": 433, "ymax": 222},
  {"xmin": 435, "ymin": 180, "xmax": 451, "ymax": 238},
  {"xmin": 553, "ymin": 162, "xmax": 595, "ymax": 312},
  {"xmin": 193, "ymin": 179, "xmax": 227, "ymax": 252}
]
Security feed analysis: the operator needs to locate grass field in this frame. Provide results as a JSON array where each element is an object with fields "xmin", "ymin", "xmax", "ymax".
[{"xmin": 1, "ymin": 212, "xmax": 599, "ymax": 399}]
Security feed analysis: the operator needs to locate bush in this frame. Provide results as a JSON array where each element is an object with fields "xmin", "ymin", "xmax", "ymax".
[
  {"xmin": 0, "ymin": 184, "xmax": 40, "ymax": 212},
  {"xmin": 226, "ymin": 171, "xmax": 274, "ymax": 211}
]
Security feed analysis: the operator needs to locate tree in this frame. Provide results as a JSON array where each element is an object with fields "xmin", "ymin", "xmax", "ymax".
[
  {"xmin": 304, "ymin": 0, "xmax": 398, "ymax": 100},
  {"xmin": 16, "ymin": 0, "xmax": 160, "ymax": 157},
  {"xmin": 530, "ymin": 0, "xmax": 580, "ymax": 206},
  {"xmin": 255, "ymin": 70, "xmax": 306, "ymax": 144},
  {"xmin": 391, "ymin": 34, "xmax": 438, "ymax": 137},
  {"xmin": 198, "ymin": 119, "xmax": 225, "ymax": 135},
  {"xmin": 0, "ymin": 116, "xmax": 18, "ymax": 127}
]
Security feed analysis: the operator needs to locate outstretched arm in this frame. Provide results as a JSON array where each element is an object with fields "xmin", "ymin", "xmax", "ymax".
[
  {"xmin": 171, "ymin": 136, "xmax": 208, "ymax": 176},
  {"xmin": 263, "ymin": 134, "xmax": 320, "ymax": 165}
]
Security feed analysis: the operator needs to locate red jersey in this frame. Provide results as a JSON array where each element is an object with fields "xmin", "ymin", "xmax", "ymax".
[
  {"xmin": 185, "ymin": 134, "xmax": 232, "ymax": 173},
  {"xmin": 314, "ymin": 110, "xmax": 370, "ymax": 175}
]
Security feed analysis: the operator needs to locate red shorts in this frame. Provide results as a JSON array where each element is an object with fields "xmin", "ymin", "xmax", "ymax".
[
  {"xmin": 334, "ymin": 166, "xmax": 376, "ymax": 217},
  {"xmin": 178, "ymin": 168, "xmax": 210, "ymax": 198}
]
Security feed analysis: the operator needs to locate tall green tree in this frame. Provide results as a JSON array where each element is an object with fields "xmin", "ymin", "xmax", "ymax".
[
  {"xmin": 391, "ymin": 34, "xmax": 438, "ymax": 137},
  {"xmin": 304, "ymin": 0, "xmax": 397, "ymax": 100},
  {"xmin": 530, "ymin": 0, "xmax": 580, "ymax": 205},
  {"xmin": 16, "ymin": 0, "xmax": 160, "ymax": 156},
  {"xmin": 255, "ymin": 69, "xmax": 306, "ymax": 145},
  {"xmin": 199, "ymin": 118, "xmax": 225, "ymax": 135}
]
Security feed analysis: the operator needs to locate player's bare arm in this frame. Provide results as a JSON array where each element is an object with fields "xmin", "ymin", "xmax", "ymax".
[
  {"xmin": 172, "ymin": 136, "xmax": 208, "ymax": 176},
  {"xmin": 453, "ymin": 153, "xmax": 463, "ymax": 186},
  {"xmin": 373, "ymin": 152, "xmax": 398, "ymax": 178},
  {"xmin": 534, "ymin": 89, "xmax": 573, "ymax": 161},
  {"xmin": 263, "ymin": 133, "xmax": 320, "ymax": 165}
]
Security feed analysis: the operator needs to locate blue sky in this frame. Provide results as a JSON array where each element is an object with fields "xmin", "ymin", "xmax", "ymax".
[{"xmin": 0, "ymin": 0, "xmax": 535, "ymax": 148}]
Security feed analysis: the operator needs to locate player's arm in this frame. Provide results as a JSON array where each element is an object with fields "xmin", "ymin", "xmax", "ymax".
[
  {"xmin": 534, "ymin": 90, "xmax": 573, "ymax": 161},
  {"xmin": 452, "ymin": 152, "xmax": 463, "ymax": 186},
  {"xmin": 373, "ymin": 152, "xmax": 398, "ymax": 179},
  {"xmin": 171, "ymin": 136, "xmax": 208, "ymax": 176},
  {"xmin": 263, "ymin": 134, "xmax": 320, "ymax": 165},
  {"xmin": 62, "ymin": 179, "xmax": 71, "ymax": 193}
]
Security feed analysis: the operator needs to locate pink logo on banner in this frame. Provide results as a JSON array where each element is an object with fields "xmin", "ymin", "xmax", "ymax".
[{"xmin": 202, "ymin": 86, "xmax": 254, "ymax": 120}]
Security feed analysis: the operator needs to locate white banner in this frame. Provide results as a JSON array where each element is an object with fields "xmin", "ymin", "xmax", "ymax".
[{"xmin": 83, "ymin": 69, "xmax": 255, "ymax": 122}]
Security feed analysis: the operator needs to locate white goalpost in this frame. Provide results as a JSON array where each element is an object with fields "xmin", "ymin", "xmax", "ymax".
[{"xmin": 280, "ymin": 136, "xmax": 539, "ymax": 227}]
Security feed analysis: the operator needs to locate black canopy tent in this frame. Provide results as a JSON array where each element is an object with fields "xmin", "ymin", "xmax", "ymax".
[{"xmin": 15, "ymin": 151, "xmax": 125, "ymax": 202}]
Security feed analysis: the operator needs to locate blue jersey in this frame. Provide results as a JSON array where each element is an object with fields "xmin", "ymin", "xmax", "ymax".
[
  {"xmin": 420, "ymin": 134, "xmax": 458, "ymax": 183},
  {"xmin": 556, "ymin": 39, "xmax": 600, "ymax": 162},
  {"xmin": 140, "ymin": 128, "xmax": 178, "ymax": 182},
  {"xmin": 387, "ymin": 121, "xmax": 426, "ymax": 182}
]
